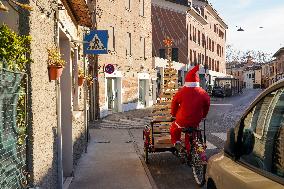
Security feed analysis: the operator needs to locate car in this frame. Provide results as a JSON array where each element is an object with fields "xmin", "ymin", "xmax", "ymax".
[
  {"xmin": 212, "ymin": 86, "xmax": 225, "ymax": 97},
  {"xmin": 206, "ymin": 80, "xmax": 284, "ymax": 189}
]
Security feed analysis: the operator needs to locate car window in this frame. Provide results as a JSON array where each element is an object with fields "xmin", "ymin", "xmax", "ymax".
[{"xmin": 240, "ymin": 87, "xmax": 284, "ymax": 179}]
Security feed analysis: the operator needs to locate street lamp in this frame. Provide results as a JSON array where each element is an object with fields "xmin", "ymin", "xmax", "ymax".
[{"xmin": 236, "ymin": 27, "xmax": 244, "ymax": 31}]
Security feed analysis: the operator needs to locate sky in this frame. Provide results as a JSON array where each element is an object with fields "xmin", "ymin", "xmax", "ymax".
[{"xmin": 209, "ymin": 0, "xmax": 284, "ymax": 54}]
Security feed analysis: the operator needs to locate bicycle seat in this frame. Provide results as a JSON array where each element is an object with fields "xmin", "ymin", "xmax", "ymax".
[{"xmin": 181, "ymin": 127, "xmax": 203, "ymax": 133}]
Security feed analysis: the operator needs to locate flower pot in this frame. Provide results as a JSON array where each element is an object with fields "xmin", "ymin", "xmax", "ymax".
[
  {"xmin": 48, "ymin": 66, "xmax": 63, "ymax": 81},
  {"xmin": 87, "ymin": 80, "xmax": 93, "ymax": 86},
  {"xmin": 78, "ymin": 77, "xmax": 85, "ymax": 86}
]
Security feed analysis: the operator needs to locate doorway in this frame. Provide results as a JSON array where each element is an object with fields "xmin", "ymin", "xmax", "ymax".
[
  {"xmin": 139, "ymin": 79, "xmax": 147, "ymax": 107},
  {"xmin": 59, "ymin": 30, "xmax": 73, "ymax": 177},
  {"xmin": 107, "ymin": 77, "xmax": 118, "ymax": 112}
]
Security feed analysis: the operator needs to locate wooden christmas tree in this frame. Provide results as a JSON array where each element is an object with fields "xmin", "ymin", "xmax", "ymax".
[{"xmin": 151, "ymin": 37, "xmax": 179, "ymax": 147}]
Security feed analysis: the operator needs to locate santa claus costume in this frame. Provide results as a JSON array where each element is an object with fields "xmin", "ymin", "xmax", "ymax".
[{"xmin": 170, "ymin": 65, "xmax": 210, "ymax": 148}]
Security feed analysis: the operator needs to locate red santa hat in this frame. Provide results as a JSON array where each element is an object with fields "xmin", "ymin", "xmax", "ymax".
[{"xmin": 184, "ymin": 65, "xmax": 200, "ymax": 87}]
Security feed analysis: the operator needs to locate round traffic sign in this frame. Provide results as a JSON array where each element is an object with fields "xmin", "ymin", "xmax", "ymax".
[{"xmin": 105, "ymin": 64, "xmax": 115, "ymax": 74}]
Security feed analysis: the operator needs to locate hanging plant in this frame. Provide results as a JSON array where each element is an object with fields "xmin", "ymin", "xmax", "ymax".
[
  {"xmin": 78, "ymin": 67, "xmax": 85, "ymax": 86},
  {"xmin": 0, "ymin": 24, "xmax": 31, "ymax": 72},
  {"xmin": 86, "ymin": 74, "xmax": 93, "ymax": 86},
  {"xmin": 47, "ymin": 47, "xmax": 65, "ymax": 80}
]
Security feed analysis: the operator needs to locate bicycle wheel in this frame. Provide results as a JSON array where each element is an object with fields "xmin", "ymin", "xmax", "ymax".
[{"xmin": 191, "ymin": 141, "xmax": 206, "ymax": 186}]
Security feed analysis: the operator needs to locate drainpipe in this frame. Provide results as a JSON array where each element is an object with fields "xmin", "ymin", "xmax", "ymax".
[
  {"xmin": 83, "ymin": 54, "xmax": 88, "ymax": 153},
  {"xmin": 54, "ymin": 1, "xmax": 63, "ymax": 188}
]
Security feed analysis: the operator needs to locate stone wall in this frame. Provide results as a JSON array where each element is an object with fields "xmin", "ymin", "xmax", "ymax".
[
  {"xmin": 24, "ymin": 0, "xmax": 58, "ymax": 188},
  {"xmin": 16, "ymin": 0, "xmax": 88, "ymax": 188}
]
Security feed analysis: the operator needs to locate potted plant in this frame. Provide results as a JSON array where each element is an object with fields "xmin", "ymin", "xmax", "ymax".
[
  {"xmin": 47, "ymin": 47, "xmax": 65, "ymax": 81},
  {"xmin": 86, "ymin": 74, "xmax": 94, "ymax": 86},
  {"xmin": 78, "ymin": 68, "xmax": 85, "ymax": 86}
]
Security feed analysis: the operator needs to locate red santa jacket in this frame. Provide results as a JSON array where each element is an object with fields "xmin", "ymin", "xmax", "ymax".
[{"xmin": 171, "ymin": 87, "xmax": 210, "ymax": 128}]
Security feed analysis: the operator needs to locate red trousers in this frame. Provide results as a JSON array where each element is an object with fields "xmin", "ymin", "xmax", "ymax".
[{"xmin": 170, "ymin": 122, "xmax": 191, "ymax": 151}]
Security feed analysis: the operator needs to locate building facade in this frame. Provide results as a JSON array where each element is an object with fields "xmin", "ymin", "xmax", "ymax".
[
  {"xmin": 1, "ymin": 0, "xmax": 92, "ymax": 188},
  {"xmin": 273, "ymin": 47, "xmax": 284, "ymax": 82},
  {"xmin": 187, "ymin": 0, "xmax": 228, "ymax": 86},
  {"xmin": 92, "ymin": 0, "xmax": 155, "ymax": 118},
  {"xmin": 152, "ymin": 0, "xmax": 228, "ymax": 91}
]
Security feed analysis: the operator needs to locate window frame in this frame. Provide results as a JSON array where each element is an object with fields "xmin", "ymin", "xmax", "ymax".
[
  {"xmin": 139, "ymin": 0, "xmax": 145, "ymax": 16},
  {"xmin": 233, "ymin": 83, "xmax": 284, "ymax": 185}
]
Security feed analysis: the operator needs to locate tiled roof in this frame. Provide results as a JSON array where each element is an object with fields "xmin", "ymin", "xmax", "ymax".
[{"xmin": 62, "ymin": 0, "xmax": 92, "ymax": 27}]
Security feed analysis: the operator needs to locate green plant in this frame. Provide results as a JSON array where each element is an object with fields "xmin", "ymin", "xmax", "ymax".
[
  {"xmin": 0, "ymin": 24, "xmax": 31, "ymax": 72},
  {"xmin": 86, "ymin": 74, "xmax": 93, "ymax": 85},
  {"xmin": 47, "ymin": 47, "xmax": 65, "ymax": 68}
]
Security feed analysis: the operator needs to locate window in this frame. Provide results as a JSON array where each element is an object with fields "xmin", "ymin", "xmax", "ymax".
[
  {"xmin": 108, "ymin": 26, "xmax": 115, "ymax": 51},
  {"xmin": 190, "ymin": 49, "xmax": 192, "ymax": 63},
  {"xmin": 125, "ymin": 0, "xmax": 131, "ymax": 10},
  {"xmin": 202, "ymin": 33, "xmax": 205, "ymax": 47},
  {"xmin": 212, "ymin": 41, "xmax": 214, "ymax": 52},
  {"xmin": 126, "ymin": 32, "xmax": 132, "ymax": 55},
  {"xmin": 198, "ymin": 30, "xmax": 200, "ymax": 45},
  {"xmin": 139, "ymin": 0, "xmax": 144, "ymax": 16},
  {"xmin": 190, "ymin": 24, "xmax": 192, "ymax": 40},
  {"xmin": 193, "ymin": 26, "xmax": 196, "ymax": 42},
  {"xmin": 159, "ymin": 49, "xmax": 165, "ymax": 59},
  {"xmin": 217, "ymin": 61, "xmax": 219, "ymax": 72},
  {"xmin": 172, "ymin": 48, "xmax": 179, "ymax": 62},
  {"xmin": 140, "ymin": 37, "xmax": 146, "ymax": 59},
  {"xmin": 241, "ymin": 88, "xmax": 284, "ymax": 178}
]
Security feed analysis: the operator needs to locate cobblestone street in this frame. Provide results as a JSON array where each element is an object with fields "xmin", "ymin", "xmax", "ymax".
[{"xmin": 70, "ymin": 89, "xmax": 262, "ymax": 189}]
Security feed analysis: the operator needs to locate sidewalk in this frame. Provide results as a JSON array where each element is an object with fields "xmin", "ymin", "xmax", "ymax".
[{"xmin": 69, "ymin": 127, "xmax": 153, "ymax": 189}]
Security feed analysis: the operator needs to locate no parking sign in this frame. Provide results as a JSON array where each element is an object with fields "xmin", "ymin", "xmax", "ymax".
[{"xmin": 104, "ymin": 64, "xmax": 115, "ymax": 74}]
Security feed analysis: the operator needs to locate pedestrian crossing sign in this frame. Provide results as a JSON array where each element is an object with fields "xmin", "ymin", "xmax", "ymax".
[{"xmin": 84, "ymin": 30, "xmax": 108, "ymax": 54}]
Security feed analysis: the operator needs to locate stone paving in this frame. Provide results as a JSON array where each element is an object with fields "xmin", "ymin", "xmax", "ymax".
[{"xmin": 91, "ymin": 108, "xmax": 154, "ymax": 129}]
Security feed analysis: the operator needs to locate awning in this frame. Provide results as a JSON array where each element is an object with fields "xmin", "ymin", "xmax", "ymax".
[{"xmin": 61, "ymin": 0, "xmax": 92, "ymax": 27}]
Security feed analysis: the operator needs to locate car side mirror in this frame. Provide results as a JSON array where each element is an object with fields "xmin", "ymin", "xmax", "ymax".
[{"xmin": 224, "ymin": 128, "xmax": 236, "ymax": 156}]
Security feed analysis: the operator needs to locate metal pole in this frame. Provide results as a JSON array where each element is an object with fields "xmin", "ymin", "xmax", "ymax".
[
  {"xmin": 56, "ymin": 79, "xmax": 63, "ymax": 189},
  {"xmin": 54, "ymin": 1, "xmax": 63, "ymax": 187},
  {"xmin": 83, "ymin": 54, "xmax": 88, "ymax": 153}
]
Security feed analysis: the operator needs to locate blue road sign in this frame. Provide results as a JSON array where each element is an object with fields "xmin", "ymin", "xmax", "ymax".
[{"xmin": 84, "ymin": 30, "xmax": 108, "ymax": 54}]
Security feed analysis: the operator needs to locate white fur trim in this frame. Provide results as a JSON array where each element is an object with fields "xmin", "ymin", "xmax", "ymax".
[
  {"xmin": 184, "ymin": 82, "xmax": 200, "ymax": 87},
  {"xmin": 175, "ymin": 121, "xmax": 184, "ymax": 128}
]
